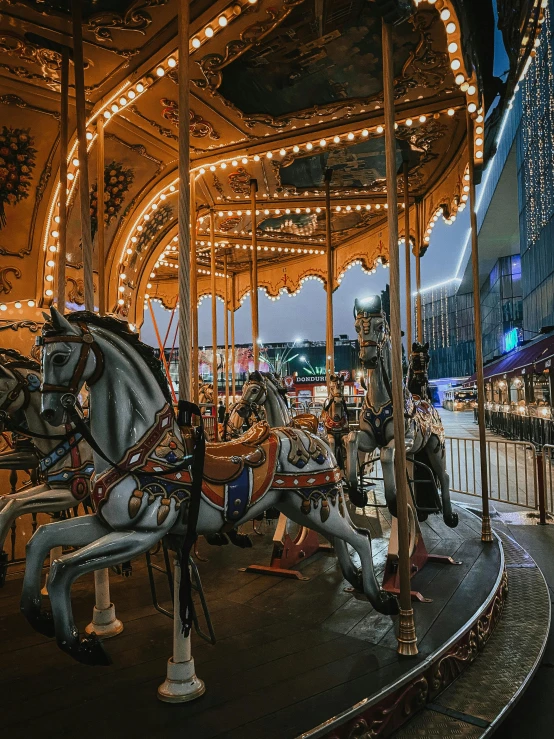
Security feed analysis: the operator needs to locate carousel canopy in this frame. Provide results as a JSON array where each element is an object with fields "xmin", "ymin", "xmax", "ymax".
[{"xmin": 0, "ymin": 0, "xmax": 544, "ymax": 333}]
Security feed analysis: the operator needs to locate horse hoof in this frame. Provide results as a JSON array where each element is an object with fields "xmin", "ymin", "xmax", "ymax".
[
  {"xmin": 65, "ymin": 633, "xmax": 112, "ymax": 666},
  {"xmin": 228, "ymin": 531, "xmax": 253, "ymax": 549},
  {"xmin": 348, "ymin": 488, "xmax": 368, "ymax": 508},
  {"xmin": 25, "ymin": 605, "xmax": 56, "ymax": 638},
  {"xmin": 376, "ymin": 591, "xmax": 400, "ymax": 616},
  {"xmin": 417, "ymin": 511, "xmax": 429, "ymax": 522},
  {"xmin": 444, "ymin": 512, "xmax": 459, "ymax": 529},
  {"xmin": 387, "ymin": 500, "xmax": 398, "ymax": 518},
  {"xmin": 205, "ymin": 533, "xmax": 229, "ymax": 547}
]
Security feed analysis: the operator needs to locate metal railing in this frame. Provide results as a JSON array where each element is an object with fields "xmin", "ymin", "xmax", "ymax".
[
  {"xmin": 540, "ymin": 445, "xmax": 554, "ymax": 517},
  {"xmin": 445, "ymin": 437, "xmax": 537, "ymax": 509}
]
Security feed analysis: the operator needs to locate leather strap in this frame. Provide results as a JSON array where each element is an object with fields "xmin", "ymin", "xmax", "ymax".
[
  {"xmin": 39, "ymin": 329, "xmax": 104, "ymax": 395},
  {"xmin": 0, "ymin": 367, "xmax": 30, "ymax": 412}
]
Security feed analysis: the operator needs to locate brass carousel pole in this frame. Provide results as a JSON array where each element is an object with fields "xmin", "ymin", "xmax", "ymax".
[
  {"xmin": 210, "ymin": 209, "xmax": 218, "ymax": 438},
  {"xmin": 190, "ymin": 178, "xmax": 199, "ymax": 404},
  {"xmin": 56, "ymin": 48, "xmax": 69, "ymax": 314},
  {"xmin": 383, "ymin": 18, "xmax": 418, "ymax": 657},
  {"xmin": 250, "ymin": 179, "xmax": 259, "ymax": 370},
  {"xmin": 403, "ymin": 160, "xmax": 412, "ymax": 352},
  {"xmin": 231, "ymin": 273, "xmax": 236, "ymax": 401},
  {"xmin": 158, "ymin": 0, "xmax": 204, "ymax": 705},
  {"xmin": 224, "ymin": 253, "xmax": 229, "ymax": 411},
  {"xmin": 467, "ymin": 112, "xmax": 493, "ymax": 543},
  {"xmin": 324, "ymin": 169, "xmax": 334, "ymax": 383},
  {"xmin": 71, "ymin": 0, "xmax": 94, "ymax": 311},
  {"xmin": 96, "ymin": 116, "xmax": 106, "ymax": 315},
  {"xmin": 415, "ymin": 199, "xmax": 423, "ymax": 343}
]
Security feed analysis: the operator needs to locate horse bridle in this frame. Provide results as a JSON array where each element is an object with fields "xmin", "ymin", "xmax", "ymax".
[
  {"xmin": 356, "ymin": 311, "xmax": 394, "ymax": 402},
  {"xmin": 0, "ymin": 364, "xmax": 31, "ymax": 412},
  {"xmin": 37, "ymin": 327, "xmax": 104, "ymax": 399}
]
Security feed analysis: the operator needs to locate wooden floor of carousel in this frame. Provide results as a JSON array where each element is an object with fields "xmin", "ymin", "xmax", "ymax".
[{"xmin": 0, "ymin": 501, "xmax": 550, "ymax": 739}]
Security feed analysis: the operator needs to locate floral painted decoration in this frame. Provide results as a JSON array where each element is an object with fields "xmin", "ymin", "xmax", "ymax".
[
  {"xmin": 0, "ymin": 127, "xmax": 36, "ymax": 230},
  {"xmin": 90, "ymin": 160, "xmax": 134, "ymax": 239}
]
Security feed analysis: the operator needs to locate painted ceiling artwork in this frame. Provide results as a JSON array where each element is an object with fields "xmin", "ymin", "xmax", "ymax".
[{"xmin": 0, "ymin": 0, "xmax": 541, "ymax": 334}]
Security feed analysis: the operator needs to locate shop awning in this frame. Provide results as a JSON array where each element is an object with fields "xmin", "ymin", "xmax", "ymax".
[{"xmin": 466, "ymin": 332, "xmax": 554, "ymax": 383}]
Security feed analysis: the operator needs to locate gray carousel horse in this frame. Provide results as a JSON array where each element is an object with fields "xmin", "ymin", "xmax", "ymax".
[
  {"xmin": 0, "ymin": 349, "xmax": 122, "ymax": 635},
  {"xmin": 21, "ymin": 309, "xmax": 397, "ymax": 666},
  {"xmin": 407, "ymin": 342, "xmax": 431, "ymax": 402},
  {"xmin": 344, "ymin": 297, "xmax": 458, "ymax": 528},
  {"xmin": 224, "ymin": 370, "xmax": 319, "ymax": 439},
  {"xmin": 321, "ymin": 374, "xmax": 351, "ymax": 471}
]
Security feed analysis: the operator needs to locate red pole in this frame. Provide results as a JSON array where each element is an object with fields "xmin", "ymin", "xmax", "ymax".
[{"xmin": 149, "ymin": 298, "xmax": 177, "ymax": 404}]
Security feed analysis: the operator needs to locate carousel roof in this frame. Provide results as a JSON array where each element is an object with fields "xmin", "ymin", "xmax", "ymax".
[{"xmin": 0, "ymin": 0, "xmax": 544, "ymax": 328}]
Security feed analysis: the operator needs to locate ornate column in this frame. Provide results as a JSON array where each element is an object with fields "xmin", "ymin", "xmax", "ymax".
[
  {"xmin": 56, "ymin": 48, "xmax": 69, "ymax": 314},
  {"xmin": 190, "ymin": 178, "xmax": 199, "ymax": 404},
  {"xmin": 71, "ymin": 1, "xmax": 94, "ymax": 311},
  {"xmin": 96, "ymin": 117, "xmax": 106, "ymax": 315},
  {"xmin": 210, "ymin": 210, "xmax": 218, "ymax": 426},
  {"xmin": 224, "ymin": 253, "xmax": 229, "ymax": 409},
  {"xmin": 403, "ymin": 159, "xmax": 412, "ymax": 352},
  {"xmin": 250, "ymin": 179, "xmax": 259, "ymax": 370},
  {"xmin": 415, "ymin": 199, "xmax": 423, "ymax": 343},
  {"xmin": 383, "ymin": 18, "xmax": 418, "ymax": 657},
  {"xmin": 467, "ymin": 112, "xmax": 493, "ymax": 543},
  {"xmin": 325, "ymin": 170, "xmax": 334, "ymax": 382}
]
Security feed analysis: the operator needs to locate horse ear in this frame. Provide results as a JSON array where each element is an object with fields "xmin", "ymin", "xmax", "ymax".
[
  {"xmin": 424, "ymin": 342, "xmax": 429, "ymax": 350},
  {"xmin": 412, "ymin": 342, "xmax": 418, "ymax": 351},
  {"xmin": 49, "ymin": 307, "xmax": 80, "ymax": 336},
  {"xmin": 0, "ymin": 365, "xmax": 12, "ymax": 380}
]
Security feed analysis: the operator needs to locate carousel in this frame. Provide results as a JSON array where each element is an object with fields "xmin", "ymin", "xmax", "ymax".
[{"xmin": 0, "ymin": 1, "xmax": 550, "ymax": 737}]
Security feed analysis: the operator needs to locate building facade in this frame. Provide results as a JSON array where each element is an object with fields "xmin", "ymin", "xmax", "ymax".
[{"xmin": 421, "ymin": 5, "xmax": 553, "ymax": 381}]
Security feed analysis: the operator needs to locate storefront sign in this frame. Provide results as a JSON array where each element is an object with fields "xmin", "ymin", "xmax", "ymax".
[
  {"xmin": 504, "ymin": 328, "xmax": 519, "ymax": 353},
  {"xmin": 284, "ymin": 376, "xmax": 294, "ymax": 388},
  {"xmin": 295, "ymin": 375, "xmax": 326, "ymax": 384}
]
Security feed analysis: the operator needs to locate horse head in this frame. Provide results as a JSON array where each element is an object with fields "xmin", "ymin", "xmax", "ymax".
[
  {"xmin": 329, "ymin": 374, "xmax": 345, "ymax": 399},
  {"xmin": 353, "ymin": 297, "xmax": 389, "ymax": 369},
  {"xmin": 243, "ymin": 371, "xmax": 268, "ymax": 407},
  {"xmin": 410, "ymin": 342, "xmax": 430, "ymax": 374}
]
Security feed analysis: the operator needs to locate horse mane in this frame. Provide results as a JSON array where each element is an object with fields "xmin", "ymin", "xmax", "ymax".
[
  {"xmin": 0, "ymin": 347, "xmax": 40, "ymax": 371},
  {"xmin": 43, "ymin": 311, "xmax": 173, "ymax": 405}
]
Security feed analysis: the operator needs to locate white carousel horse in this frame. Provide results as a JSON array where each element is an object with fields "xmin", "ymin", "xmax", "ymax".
[
  {"xmin": 0, "ymin": 349, "xmax": 121, "ymax": 636},
  {"xmin": 20, "ymin": 309, "xmax": 397, "ymax": 666},
  {"xmin": 224, "ymin": 370, "xmax": 319, "ymax": 439},
  {"xmin": 321, "ymin": 374, "xmax": 351, "ymax": 471},
  {"xmin": 0, "ymin": 350, "xmax": 94, "ymax": 552},
  {"xmin": 344, "ymin": 297, "xmax": 458, "ymax": 528}
]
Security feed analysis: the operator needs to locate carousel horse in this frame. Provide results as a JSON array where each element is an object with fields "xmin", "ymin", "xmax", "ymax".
[
  {"xmin": 321, "ymin": 374, "xmax": 350, "ymax": 470},
  {"xmin": 0, "ymin": 348, "xmax": 121, "ymax": 636},
  {"xmin": 198, "ymin": 382, "xmax": 214, "ymax": 405},
  {"xmin": 20, "ymin": 309, "xmax": 397, "ymax": 666},
  {"xmin": 344, "ymin": 297, "xmax": 458, "ymax": 528},
  {"xmin": 0, "ymin": 349, "xmax": 94, "ymax": 556},
  {"xmin": 407, "ymin": 342, "xmax": 431, "ymax": 402},
  {"xmin": 224, "ymin": 371, "xmax": 319, "ymax": 439}
]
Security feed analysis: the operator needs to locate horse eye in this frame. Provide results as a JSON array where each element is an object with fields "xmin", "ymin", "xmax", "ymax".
[{"xmin": 52, "ymin": 354, "xmax": 69, "ymax": 366}]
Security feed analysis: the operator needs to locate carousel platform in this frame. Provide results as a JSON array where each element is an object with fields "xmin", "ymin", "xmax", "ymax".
[{"xmin": 0, "ymin": 505, "xmax": 549, "ymax": 739}]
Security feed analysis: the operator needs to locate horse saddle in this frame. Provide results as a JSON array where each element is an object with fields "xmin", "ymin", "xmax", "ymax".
[
  {"xmin": 204, "ymin": 421, "xmax": 271, "ymax": 484},
  {"xmin": 291, "ymin": 413, "xmax": 319, "ymax": 435}
]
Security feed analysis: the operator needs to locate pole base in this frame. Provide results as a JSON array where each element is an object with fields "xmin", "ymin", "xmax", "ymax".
[
  {"xmin": 85, "ymin": 604, "xmax": 124, "ymax": 639},
  {"xmin": 158, "ymin": 657, "xmax": 206, "ymax": 703},
  {"xmin": 481, "ymin": 514, "xmax": 494, "ymax": 543},
  {"xmin": 397, "ymin": 607, "xmax": 418, "ymax": 657}
]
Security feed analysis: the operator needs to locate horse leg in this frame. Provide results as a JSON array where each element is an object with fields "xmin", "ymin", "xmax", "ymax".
[
  {"xmin": 426, "ymin": 438, "xmax": 458, "ymax": 528},
  {"xmin": 380, "ymin": 445, "xmax": 398, "ymax": 517},
  {"xmin": 344, "ymin": 430, "xmax": 370, "ymax": 507},
  {"xmin": 21, "ymin": 514, "xmax": 109, "ymax": 638},
  {"xmin": 0, "ymin": 483, "xmax": 66, "ymax": 551},
  {"xmin": 275, "ymin": 490, "xmax": 398, "ymax": 615},
  {"xmin": 47, "ymin": 526, "xmax": 171, "ymax": 665}
]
